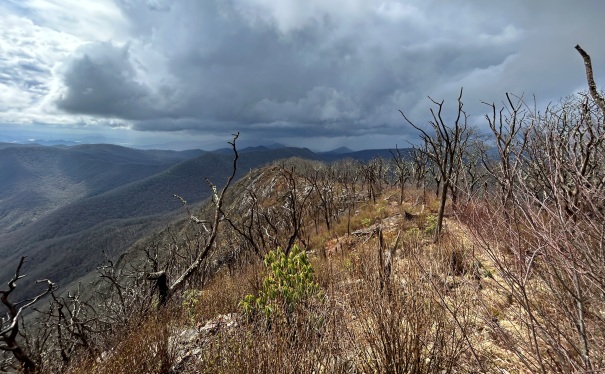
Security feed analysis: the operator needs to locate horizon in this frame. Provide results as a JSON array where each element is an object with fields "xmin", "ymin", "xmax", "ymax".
[
  {"xmin": 0, "ymin": 124, "xmax": 376, "ymax": 152},
  {"xmin": 0, "ymin": 134, "xmax": 398, "ymax": 153}
]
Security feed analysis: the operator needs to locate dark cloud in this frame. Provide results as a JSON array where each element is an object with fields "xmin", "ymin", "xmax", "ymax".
[
  {"xmin": 56, "ymin": 42, "xmax": 156, "ymax": 119},
  {"xmin": 4, "ymin": 0, "xmax": 605, "ymax": 149},
  {"xmin": 58, "ymin": 0, "xmax": 528, "ymax": 141}
]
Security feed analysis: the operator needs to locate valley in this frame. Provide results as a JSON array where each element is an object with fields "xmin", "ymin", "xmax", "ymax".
[{"xmin": 0, "ymin": 142, "xmax": 396, "ymax": 300}]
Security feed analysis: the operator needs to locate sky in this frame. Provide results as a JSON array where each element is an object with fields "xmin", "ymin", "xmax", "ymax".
[{"xmin": 1, "ymin": 0, "xmax": 604, "ymax": 151}]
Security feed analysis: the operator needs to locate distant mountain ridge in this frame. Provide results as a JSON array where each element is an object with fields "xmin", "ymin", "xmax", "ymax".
[
  {"xmin": 0, "ymin": 142, "xmax": 410, "ymax": 299},
  {"xmin": 321, "ymin": 146, "xmax": 353, "ymax": 154}
]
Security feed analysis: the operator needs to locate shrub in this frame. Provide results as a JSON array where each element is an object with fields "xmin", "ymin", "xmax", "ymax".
[
  {"xmin": 182, "ymin": 289, "xmax": 202, "ymax": 325},
  {"xmin": 240, "ymin": 245, "xmax": 322, "ymax": 323},
  {"xmin": 424, "ymin": 214, "xmax": 438, "ymax": 236}
]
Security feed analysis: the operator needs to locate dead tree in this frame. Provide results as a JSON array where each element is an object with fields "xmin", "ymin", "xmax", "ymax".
[
  {"xmin": 305, "ymin": 168, "xmax": 331, "ymax": 231},
  {"xmin": 390, "ymin": 146, "xmax": 412, "ymax": 204},
  {"xmin": 400, "ymin": 88, "xmax": 473, "ymax": 241},
  {"xmin": 333, "ymin": 158, "xmax": 362, "ymax": 236},
  {"xmin": 462, "ymin": 47, "xmax": 605, "ymax": 373},
  {"xmin": 280, "ymin": 165, "xmax": 313, "ymax": 255},
  {"xmin": 305, "ymin": 165, "xmax": 341, "ymax": 232},
  {"xmin": 523, "ymin": 91, "xmax": 605, "ymax": 372},
  {"xmin": 361, "ymin": 159, "xmax": 381, "ymax": 203},
  {"xmin": 525, "ymin": 93, "xmax": 605, "ymax": 217},
  {"xmin": 411, "ymin": 145, "xmax": 429, "ymax": 190},
  {"xmin": 221, "ymin": 185, "xmax": 268, "ymax": 259},
  {"xmin": 459, "ymin": 136, "xmax": 488, "ymax": 201},
  {"xmin": 448, "ymin": 127, "xmax": 475, "ymax": 209},
  {"xmin": 148, "ymin": 133, "xmax": 240, "ymax": 304},
  {"xmin": 481, "ymin": 93, "xmax": 532, "ymax": 208},
  {"xmin": 1, "ymin": 257, "xmax": 54, "ymax": 373},
  {"xmin": 575, "ymin": 44, "xmax": 605, "ymax": 114}
]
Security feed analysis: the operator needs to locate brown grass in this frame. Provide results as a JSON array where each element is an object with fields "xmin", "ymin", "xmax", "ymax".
[
  {"xmin": 68, "ymin": 308, "xmax": 176, "ymax": 374},
  {"xmin": 61, "ymin": 182, "xmax": 605, "ymax": 373}
]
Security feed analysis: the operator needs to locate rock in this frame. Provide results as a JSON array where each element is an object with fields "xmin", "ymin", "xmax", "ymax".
[
  {"xmin": 170, "ymin": 313, "xmax": 241, "ymax": 372},
  {"xmin": 199, "ymin": 313, "xmax": 239, "ymax": 336}
]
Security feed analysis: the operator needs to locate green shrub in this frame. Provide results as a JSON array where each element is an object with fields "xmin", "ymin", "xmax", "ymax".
[
  {"xmin": 424, "ymin": 214, "xmax": 438, "ymax": 236},
  {"xmin": 240, "ymin": 245, "xmax": 322, "ymax": 322},
  {"xmin": 182, "ymin": 289, "xmax": 202, "ymax": 325}
]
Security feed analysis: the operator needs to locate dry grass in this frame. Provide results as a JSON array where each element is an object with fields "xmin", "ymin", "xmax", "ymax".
[
  {"xmin": 67, "ymin": 308, "xmax": 176, "ymax": 374},
  {"xmin": 172, "ymin": 188, "xmax": 496, "ymax": 373},
  {"xmin": 60, "ymin": 183, "xmax": 605, "ymax": 373}
]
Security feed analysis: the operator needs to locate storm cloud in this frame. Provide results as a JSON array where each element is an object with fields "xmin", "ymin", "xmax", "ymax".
[
  {"xmin": 2, "ymin": 0, "xmax": 605, "ymax": 149},
  {"xmin": 56, "ymin": 42, "xmax": 156, "ymax": 119}
]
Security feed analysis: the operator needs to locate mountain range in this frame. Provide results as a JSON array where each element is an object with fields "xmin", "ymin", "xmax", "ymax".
[{"xmin": 0, "ymin": 142, "xmax": 406, "ymax": 299}]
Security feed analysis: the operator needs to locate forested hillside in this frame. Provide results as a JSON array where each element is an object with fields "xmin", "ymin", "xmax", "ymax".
[
  {"xmin": 0, "ymin": 143, "xmax": 396, "ymax": 303},
  {"xmin": 0, "ymin": 144, "xmax": 197, "ymax": 236}
]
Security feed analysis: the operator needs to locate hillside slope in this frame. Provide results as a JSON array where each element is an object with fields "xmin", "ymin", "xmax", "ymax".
[
  {"xmin": 0, "ymin": 146, "xmax": 322, "ymax": 299},
  {"xmin": 0, "ymin": 144, "xmax": 201, "ymax": 235}
]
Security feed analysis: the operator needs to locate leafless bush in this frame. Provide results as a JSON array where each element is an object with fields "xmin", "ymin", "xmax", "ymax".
[
  {"xmin": 463, "ymin": 48, "xmax": 605, "ymax": 371},
  {"xmin": 343, "ymin": 228, "xmax": 488, "ymax": 373}
]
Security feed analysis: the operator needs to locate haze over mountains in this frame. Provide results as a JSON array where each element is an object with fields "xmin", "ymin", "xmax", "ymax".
[{"xmin": 0, "ymin": 141, "xmax": 403, "ymax": 298}]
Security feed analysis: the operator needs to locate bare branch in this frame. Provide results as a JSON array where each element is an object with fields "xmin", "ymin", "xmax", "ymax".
[
  {"xmin": 575, "ymin": 45, "xmax": 605, "ymax": 114},
  {"xmin": 1, "ymin": 257, "xmax": 55, "ymax": 373},
  {"xmin": 168, "ymin": 132, "xmax": 240, "ymax": 297}
]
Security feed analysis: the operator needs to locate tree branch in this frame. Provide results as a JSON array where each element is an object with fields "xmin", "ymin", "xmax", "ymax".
[
  {"xmin": 1, "ymin": 257, "xmax": 55, "ymax": 373},
  {"xmin": 167, "ymin": 132, "xmax": 240, "ymax": 297},
  {"xmin": 575, "ymin": 45, "xmax": 605, "ymax": 114}
]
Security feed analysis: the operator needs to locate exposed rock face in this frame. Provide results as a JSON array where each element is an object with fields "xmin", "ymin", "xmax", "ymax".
[{"xmin": 170, "ymin": 313, "xmax": 240, "ymax": 372}]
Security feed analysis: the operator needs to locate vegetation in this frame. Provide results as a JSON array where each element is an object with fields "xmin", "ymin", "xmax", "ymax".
[
  {"xmin": 240, "ymin": 245, "xmax": 322, "ymax": 323},
  {"xmin": 1, "ymin": 45, "xmax": 605, "ymax": 373},
  {"xmin": 0, "ymin": 144, "xmax": 333, "ymax": 301}
]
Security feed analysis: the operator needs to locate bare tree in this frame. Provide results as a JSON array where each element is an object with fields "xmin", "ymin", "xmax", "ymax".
[
  {"xmin": 1, "ymin": 257, "xmax": 54, "ymax": 373},
  {"xmin": 148, "ymin": 133, "xmax": 240, "ymax": 304},
  {"xmin": 410, "ymin": 144, "xmax": 429, "ymax": 190},
  {"xmin": 306, "ymin": 166, "xmax": 335, "ymax": 231},
  {"xmin": 332, "ymin": 158, "xmax": 362, "ymax": 235},
  {"xmin": 222, "ymin": 183, "xmax": 269, "ymax": 259},
  {"xmin": 400, "ymin": 88, "xmax": 474, "ymax": 241},
  {"xmin": 481, "ymin": 92, "xmax": 532, "ymax": 208},
  {"xmin": 361, "ymin": 159, "xmax": 379, "ymax": 203},
  {"xmin": 390, "ymin": 146, "xmax": 413, "ymax": 205},
  {"xmin": 279, "ymin": 165, "xmax": 314, "ymax": 254},
  {"xmin": 459, "ymin": 135, "xmax": 488, "ymax": 201},
  {"xmin": 462, "ymin": 46, "xmax": 605, "ymax": 373}
]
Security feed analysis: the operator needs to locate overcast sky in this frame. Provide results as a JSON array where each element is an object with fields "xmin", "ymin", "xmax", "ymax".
[{"xmin": 1, "ymin": 0, "xmax": 604, "ymax": 150}]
